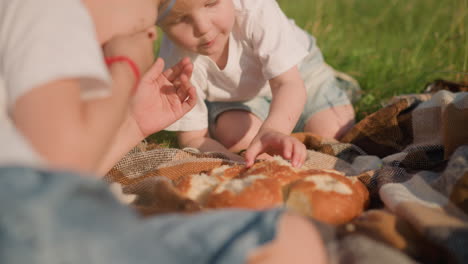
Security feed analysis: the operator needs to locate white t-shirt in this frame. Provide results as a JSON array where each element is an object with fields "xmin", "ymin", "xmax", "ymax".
[
  {"xmin": 160, "ymin": 0, "xmax": 323, "ymax": 131},
  {"xmin": 0, "ymin": 0, "xmax": 111, "ymax": 167}
]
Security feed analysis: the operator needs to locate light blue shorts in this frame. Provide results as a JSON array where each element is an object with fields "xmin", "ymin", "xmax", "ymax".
[
  {"xmin": 206, "ymin": 78, "xmax": 350, "ymax": 132},
  {"xmin": 206, "ymin": 35, "xmax": 351, "ymax": 132}
]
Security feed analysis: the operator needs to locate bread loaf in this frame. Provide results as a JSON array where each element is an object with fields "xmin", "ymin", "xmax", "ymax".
[
  {"xmin": 205, "ymin": 175, "xmax": 283, "ymax": 209},
  {"xmin": 174, "ymin": 157, "xmax": 369, "ymax": 224},
  {"xmin": 286, "ymin": 170, "xmax": 368, "ymax": 224},
  {"xmin": 174, "ymin": 164, "xmax": 246, "ymax": 204}
]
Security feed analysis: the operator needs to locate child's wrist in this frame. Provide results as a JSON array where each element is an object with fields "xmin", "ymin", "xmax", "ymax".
[
  {"xmin": 105, "ymin": 56, "xmax": 141, "ymax": 93},
  {"xmin": 260, "ymin": 122, "xmax": 292, "ymax": 136}
]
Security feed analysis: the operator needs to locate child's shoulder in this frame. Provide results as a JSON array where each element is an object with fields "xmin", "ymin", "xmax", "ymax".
[
  {"xmin": 233, "ymin": 0, "xmax": 281, "ymax": 29},
  {"xmin": 233, "ymin": 0, "xmax": 276, "ymax": 13}
]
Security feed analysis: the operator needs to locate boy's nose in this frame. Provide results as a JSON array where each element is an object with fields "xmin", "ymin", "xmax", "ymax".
[{"xmin": 192, "ymin": 16, "xmax": 210, "ymax": 37}]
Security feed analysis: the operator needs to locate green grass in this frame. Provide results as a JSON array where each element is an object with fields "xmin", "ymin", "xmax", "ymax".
[
  {"xmin": 278, "ymin": 0, "xmax": 467, "ymax": 117},
  {"xmin": 150, "ymin": 0, "xmax": 467, "ymax": 146}
]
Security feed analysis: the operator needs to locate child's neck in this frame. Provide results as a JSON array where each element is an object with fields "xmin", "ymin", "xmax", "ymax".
[{"xmin": 209, "ymin": 38, "xmax": 230, "ymax": 70}]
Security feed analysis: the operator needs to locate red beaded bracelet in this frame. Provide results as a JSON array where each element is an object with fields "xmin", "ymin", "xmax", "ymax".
[{"xmin": 105, "ymin": 56, "xmax": 140, "ymax": 93}]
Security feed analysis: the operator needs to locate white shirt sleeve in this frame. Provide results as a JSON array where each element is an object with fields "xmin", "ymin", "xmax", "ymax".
[
  {"xmin": 0, "ymin": 0, "xmax": 111, "ymax": 167},
  {"xmin": 1, "ymin": 0, "xmax": 111, "ymax": 111},
  {"xmin": 245, "ymin": 0, "xmax": 309, "ymax": 80}
]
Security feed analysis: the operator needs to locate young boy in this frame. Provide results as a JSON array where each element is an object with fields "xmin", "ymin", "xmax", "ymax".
[
  {"xmin": 158, "ymin": 0, "xmax": 356, "ymax": 167},
  {"xmin": 1, "ymin": 0, "xmax": 196, "ymax": 174}
]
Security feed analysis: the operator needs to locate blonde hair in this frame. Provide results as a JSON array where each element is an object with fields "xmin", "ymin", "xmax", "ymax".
[{"xmin": 157, "ymin": 0, "xmax": 177, "ymax": 25}]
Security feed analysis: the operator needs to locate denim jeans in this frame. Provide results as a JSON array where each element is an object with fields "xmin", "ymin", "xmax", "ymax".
[{"xmin": 0, "ymin": 167, "xmax": 283, "ymax": 264}]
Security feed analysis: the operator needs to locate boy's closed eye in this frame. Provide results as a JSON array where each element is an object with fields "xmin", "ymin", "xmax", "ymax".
[
  {"xmin": 170, "ymin": 15, "xmax": 188, "ymax": 25},
  {"xmin": 160, "ymin": 0, "xmax": 221, "ymax": 26},
  {"xmin": 205, "ymin": 0, "xmax": 219, "ymax": 8}
]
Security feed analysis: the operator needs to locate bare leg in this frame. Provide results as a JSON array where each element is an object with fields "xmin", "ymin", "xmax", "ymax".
[
  {"xmin": 212, "ymin": 110, "xmax": 263, "ymax": 153},
  {"xmin": 304, "ymin": 104, "xmax": 355, "ymax": 140}
]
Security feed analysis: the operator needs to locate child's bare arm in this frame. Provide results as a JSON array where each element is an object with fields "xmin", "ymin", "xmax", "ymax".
[
  {"xmin": 265, "ymin": 66, "xmax": 307, "ymax": 134},
  {"xmin": 245, "ymin": 66, "xmax": 307, "ymax": 167},
  {"xmin": 178, "ymin": 129, "xmax": 245, "ymax": 162},
  {"xmin": 13, "ymin": 30, "xmax": 155, "ymax": 174},
  {"xmin": 13, "ymin": 71, "xmax": 133, "ymax": 174}
]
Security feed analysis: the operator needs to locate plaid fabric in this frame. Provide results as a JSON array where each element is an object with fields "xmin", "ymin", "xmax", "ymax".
[{"xmin": 106, "ymin": 90, "xmax": 468, "ymax": 264}]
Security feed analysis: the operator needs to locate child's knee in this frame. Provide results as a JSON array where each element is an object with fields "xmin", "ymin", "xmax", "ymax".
[
  {"xmin": 304, "ymin": 105, "xmax": 355, "ymax": 139},
  {"xmin": 212, "ymin": 111, "xmax": 261, "ymax": 150},
  {"xmin": 215, "ymin": 131, "xmax": 246, "ymax": 150},
  {"xmin": 214, "ymin": 126, "xmax": 255, "ymax": 151}
]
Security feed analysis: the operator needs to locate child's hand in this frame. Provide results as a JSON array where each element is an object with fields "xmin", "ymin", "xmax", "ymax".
[
  {"xmin": 129, "ymin": 57, "xmax": 197, "ymax": 137},
  {"xmin": 244, "ymin": 128, "xmax": 307, "ymax": 168},
  {"xmin": 102, "ymin": 27, "xmax": 157, "ymax": 74}
]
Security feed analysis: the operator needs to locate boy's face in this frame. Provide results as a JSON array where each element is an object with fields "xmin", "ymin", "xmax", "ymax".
[{"xmin": 159, "ymin": 0, "xmax": 235, "ymax": 59}]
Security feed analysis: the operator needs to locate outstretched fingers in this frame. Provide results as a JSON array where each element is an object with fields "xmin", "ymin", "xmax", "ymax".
[
  {"xmin": 163, "ymin": 57, "xmax": 192, "ymax": 82},
  {"xmin": 178, "ymin": 73, "xmax": 197, "ymax": 113},
  {"xmin": 290, "ymin": 141, "xmax": 306, "ymax": 168},
  {"xmin": 182, "ymin": 59, "xmax": 193, "ymax": 79},
  {"xmin": 174, "ymin": 62, "xmax": 192, "ymax": 98},
  {"xmin": 279, "ymin": 138, "xmax": 305, "ymax": 168},
  {"xmin": 141, "ymin": 58, "xmax": 165, "ymax": 84},
  {"xmin": 282, "ymin": 140, "xmax": 293, "ymax": 160},
  {"xmin": 244, "ymin": 141, "xmax": 264, "ymax": 167}
]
